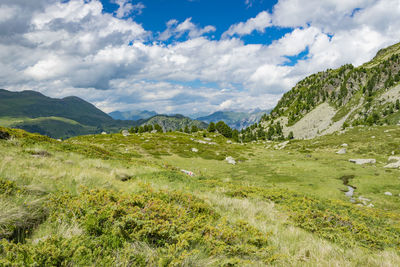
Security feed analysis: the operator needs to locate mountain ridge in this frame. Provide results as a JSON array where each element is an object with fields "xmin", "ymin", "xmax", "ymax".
[{"xmin": 250, "ymin": 41, "xmax": 400, "ymax": 140}]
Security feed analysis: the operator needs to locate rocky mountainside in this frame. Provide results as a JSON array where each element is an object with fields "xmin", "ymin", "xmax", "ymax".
[
  {"xmin": 141, "ymin": 114, "xmax": 208, "ymax": 132},
  {"xmin": 254, "ymin": 42, "xmax": 400, "ymax": 140},
  {"xmin": 196, "ymin": 109, "xmax": 269, "ymax": 130}
]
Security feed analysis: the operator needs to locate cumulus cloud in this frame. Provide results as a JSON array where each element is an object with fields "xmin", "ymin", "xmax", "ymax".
[
  {"xmin": 1, "ymin": 0, "xmax": 400, "ymax": 115},
  {"xmin": 113, "ymin": 0, "xmax": 145, "ymax": 18},
  {"xmin": 158, "ymin": 18, "xmax": 216, "ymax": 40},
  {"xmin": 222, "ymin": 11, "xmax": 271, "ymax": 38}
]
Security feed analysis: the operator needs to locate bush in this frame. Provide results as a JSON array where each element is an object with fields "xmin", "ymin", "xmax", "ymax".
[{"xmin": 0, "ymin": 187, "xmax": 274, "ymax": 266}]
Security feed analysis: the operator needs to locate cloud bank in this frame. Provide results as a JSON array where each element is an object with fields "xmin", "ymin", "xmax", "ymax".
[{"xmin": 0, "ymin": 0, "xmax": 400, "ymax": 114}]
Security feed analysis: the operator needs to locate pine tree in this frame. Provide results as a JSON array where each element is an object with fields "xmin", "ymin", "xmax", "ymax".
[{"xmin": 207, "ymin": 122, "xmax": 216, "ymax": 132}]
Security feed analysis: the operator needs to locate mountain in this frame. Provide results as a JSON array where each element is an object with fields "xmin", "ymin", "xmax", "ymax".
[
  {"xmin": 197, "ymin": 109, "xmax": 270, "ymax": 129},
  {"xmin": 255, "ymin": 41, "xmax": 400, "ymax": 140},
  {"xmin": 141, "ymin": 114, "xmax": 208, "ymax": 131},
  {"xmin": 0, "ymin": 89, "xmax": 136, "ymax": 138},
  {"xmin": 0, "ymin": 89, "xmax": 114, "ymax": 126},
  {"xmin": 109, "ymin": 110, "xmax": 157, "ymax": 121}
]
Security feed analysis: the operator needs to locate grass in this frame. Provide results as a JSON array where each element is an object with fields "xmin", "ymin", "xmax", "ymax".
[{"xmin": 0, "ymin": 125, "xmax": 400, "ymax": 265}]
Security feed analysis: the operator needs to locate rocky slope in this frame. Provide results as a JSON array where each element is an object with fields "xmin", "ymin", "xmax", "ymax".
[{"xmin": 257, "ymin": 42, "xmax": 400, "ymax": 139}]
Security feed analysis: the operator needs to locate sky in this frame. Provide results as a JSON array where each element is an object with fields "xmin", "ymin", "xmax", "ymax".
[{"xmin": 1, "ymin": 0, "xmax": 400, "ymax": 116}]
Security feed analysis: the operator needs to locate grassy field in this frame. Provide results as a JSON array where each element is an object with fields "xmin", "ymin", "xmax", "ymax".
[{"xmin": 0, "ymin": 125, "xmax": 399, "ymax": 266}]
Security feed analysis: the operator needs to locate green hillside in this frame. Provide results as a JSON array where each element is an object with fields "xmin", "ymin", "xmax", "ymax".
[
  {"xmin": 238, "ymin": 42, "xmax": 400, "ymax": 141},
  {"xmin": 0, "ymin": 89, "xmax": 138, "ymax": 139},
  {"xmin": 1, "ymin": 122, "xmax": 400, "ymax": 265},
  {"xmin": 0, "ymin": 89, "xmax": 114, "ymax": 126}
]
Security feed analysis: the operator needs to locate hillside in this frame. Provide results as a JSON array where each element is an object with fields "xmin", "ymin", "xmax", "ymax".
[
  {"xmin": 141, "ymin": 114, "xmax": 208, "ymax": 131},
  {"xmin": 1, "ymin": 123, "xmax": 400, "ymax": 265},
  {"xmin": 253, "ymin": 42, "xmax": 400, "ymax": 140},
  {"xmin": 109, "ymin": 110, "xmax": 158, "ymax": 121},
  {"xmin": 0, "ymin": 89, "xmax": 137, "ymax": 139},
  {"xmin": 197, "ymin": 109, "xmax": 269, "ymax": 130}
]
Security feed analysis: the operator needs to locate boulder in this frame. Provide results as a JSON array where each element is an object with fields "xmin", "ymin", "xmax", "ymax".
[
  {"xmin": 121, "ymin": 130, "xmax": 130, "ymax": 137},
  {"xmin": 349, "ymin": 159, "xmax": 376, "ymax": 165},
  {"xmin": 341, "ymin": 143, "xmax": 348, "ymax": 147},
  {"xmin": 101, "ymin": 131, "xmax": 107, "ymax": 135},
  {"xmin": 336, "ymin": 148, "xmax": 347, "ymax": 154},
  {"xmin": 384, "ymin": 192, "xmax": 392, "ymax": 196},
  {"xmin": 384, "ymin": 162, "xmax": 400, "ymax": 169},
  {"xmin": 388, "ymin": 156, "xmax": 400, "ymax": 162},
  {"xmin": 225, "ymin": 156, "xmax": 236, "ymax": 165},
  {"xmin": 191, "ymin": 148, "xmax": 198, "ymax": 153}
]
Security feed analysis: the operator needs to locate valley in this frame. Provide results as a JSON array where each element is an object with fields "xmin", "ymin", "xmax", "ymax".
[{"xmin": 0, "ymin": 123, "xmax": 399, "ymax": 266}]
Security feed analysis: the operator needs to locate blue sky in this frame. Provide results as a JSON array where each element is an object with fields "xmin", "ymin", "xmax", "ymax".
[
  {"xmin": 100, "ymin": 0, "xmax": 286, "ymax": 46},
  {"xmin": 1, "ymin": 0, "xmax": 400, "ymax": 115}
]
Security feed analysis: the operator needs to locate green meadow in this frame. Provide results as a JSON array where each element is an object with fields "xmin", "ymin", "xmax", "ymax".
[{"xmin": 0, "ymin": 125, "xmax": 399, "ymax": 266}]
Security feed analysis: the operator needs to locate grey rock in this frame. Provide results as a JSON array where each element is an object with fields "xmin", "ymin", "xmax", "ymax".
[
  {"xmin": 349, "ymin": 159, "xmax": 376, "ymax": 165},
  {"xmin": 225, "ymin": 156, "xmax": 236, "ymax": 165},
  {"xmin": 336, "ymin": 148, "xmax": 347, "ymax": 154}
]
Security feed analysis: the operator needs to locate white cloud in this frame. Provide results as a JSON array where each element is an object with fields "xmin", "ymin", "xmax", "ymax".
[
  {"xmin": 114, "ymin": 0, "xmax": 145, "ymax": 18},
  {"xmin": 1, "ymin": 0, "xmax": 400, "ymax": 115},
  {"xmin": 158, "ymin": 18, "xmax": 216, "ymax": 40},
  {"xmin": 223, "ymin": 11, "xmax": 271, "ymax": 37}
]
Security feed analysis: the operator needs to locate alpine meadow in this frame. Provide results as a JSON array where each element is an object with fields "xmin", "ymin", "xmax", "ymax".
[{"xmin": 1, "ymin": 0, "xmax": 400, "ymax": 266}]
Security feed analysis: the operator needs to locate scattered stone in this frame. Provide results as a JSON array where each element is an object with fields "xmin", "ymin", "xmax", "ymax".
[
  {"xmin": 226, "ymin": 140, "xmax": 232, "ymax": 144},
  {"xmin": 181, "ymin": 169, "xmax": 195, "ymax": 176},
  {"xmin": 371, "ymin": 136, "xmax": 375, "ymax": 139},
  {"xmin": 336, "ymin": 148, "xmax": 347, "ymax": 154},
  {"xmin": 358, "ymin": 196, "xmax": 371, "ymax": 202},
  {"xmin": 191, "ymin": 148, "xmax": 198, "ymax": 153},
  {"xmin": 204, "ymin": 138, "xmax": 212, "ymax": 141},
  {"xmin": 121, "ymin": 130, "xmax": 130, "ymax": 137},
  {"xmin": 225, "ymin": 156, "xmax": 236, "ymax": 165},
  {"xmin": 384, "ymin": 192, "xmax": 393, "ymax": 196},
  {"xmin": 151, "ymin": 130, "xmax": 157, "ymax": 134},
  {"xmin": 341, "ymin": 143, "xmax": 348, "ymax": 147},
  {"xmin": 384, "ymin": 162, "xmax": 400, "ymax": 169},
  {"xmin": 367, "ymin": 203, "xmax": 374, "ymax": 208},
  {"xmin": 56, "ymin": 139, "xmax": 62, "ymax": 142},
  {"xmin": 274, "ymin": 141, "xmax": 289, "ymax": 150},
  {"xmin": 388, "ymin": 156, "xmax": 400, "ymax": 162},
  {"xmin": 193, "ymin": 139, "xmax": 216, "ymax": 145},
  {"xmin": 349, "ymin": 159, "xmax": 376, "ymax": 165},
  {"xmin": 101, "ymin": 131, "xmax": 107, "ymax": 135}
]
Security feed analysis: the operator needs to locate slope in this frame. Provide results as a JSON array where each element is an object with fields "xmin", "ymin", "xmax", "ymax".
[
  {"xmin": 0, "ymin": 89, "xmax": 137, "ymax": 138},
  {"xmin": 255, "ymin": 42, "xmax": 400, "ymax": 140}
]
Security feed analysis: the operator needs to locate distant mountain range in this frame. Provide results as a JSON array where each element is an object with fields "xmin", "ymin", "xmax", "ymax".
[
  {"xmin": 109, "ymin": 110, "xmax": 157, "ymax": 121},
  {"xmin": 196, "ymin": 109, "xmax": 270, "ymax": 129},
  {"xmin": 143, "ymin": 114, "xmax": 207, "ymax": 131},
  {"xmin": 111, "ymin": 108, "xmax": 270, "ymax": 130},
  {"xmin": 0, "ymin": 89, "xmax": 206, "ymax": 139}
]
